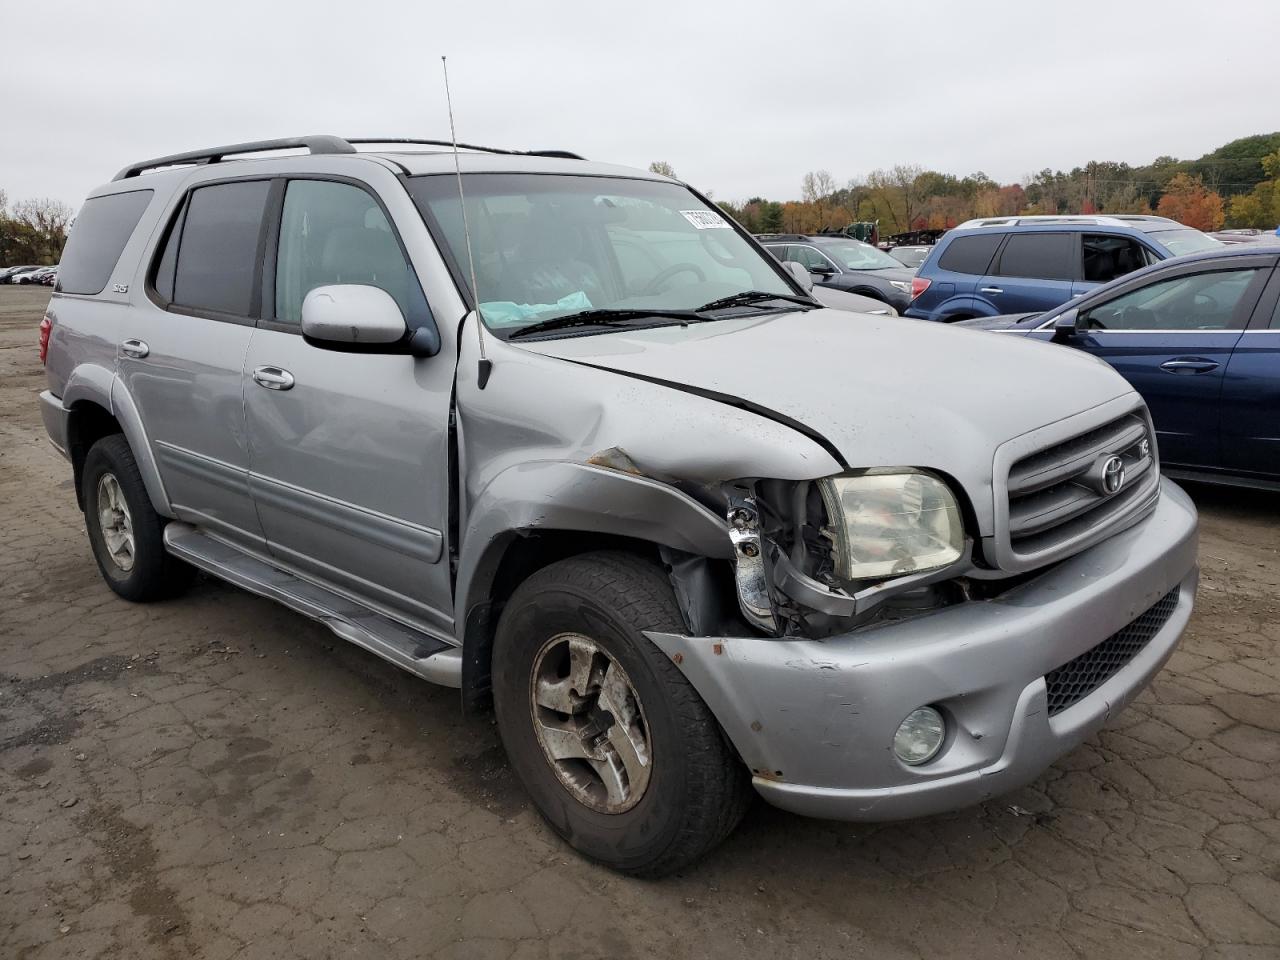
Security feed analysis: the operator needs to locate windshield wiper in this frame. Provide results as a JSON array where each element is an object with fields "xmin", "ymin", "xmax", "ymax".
[
  {"xmin": 506, "ymin": 307, "xmax": 704, "ymax": 340},
  {"xmin": 695, "ymin": 290, "xmax": 818, "ymax": 312}
]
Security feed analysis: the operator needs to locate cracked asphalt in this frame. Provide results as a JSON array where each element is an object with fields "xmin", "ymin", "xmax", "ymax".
[{"xmin": 2, "ymin": 285, "xmax": 1279, "ymax": 960}]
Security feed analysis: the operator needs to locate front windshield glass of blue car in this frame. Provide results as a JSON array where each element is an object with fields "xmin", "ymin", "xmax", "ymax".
[
  {"xmin": 406, "ymin": 173, "xmax": 794, "ymax": 337},
  {"xmin": 825, "ymin": 241, "xmax": 905, "ymax": 271},
  {"xmin": 1149, "ymin": 229, "xmax": 1223, "ymax": 256}
]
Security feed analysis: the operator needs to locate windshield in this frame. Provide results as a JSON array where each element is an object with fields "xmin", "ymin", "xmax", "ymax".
[
  {"xmin": 406, "ymin": 174, "xmax": 795, "ymax": 338},
  {"xmin": 821, "ymin": 241, "xmax": 904, "ymax": 271},
  {"xmin": 1149, "ymin": 228, "xmax": 1223, "ymax": 257},
  {"xmin": 890, "ymin": 247, "xmax": 930, "ymax": 268}
]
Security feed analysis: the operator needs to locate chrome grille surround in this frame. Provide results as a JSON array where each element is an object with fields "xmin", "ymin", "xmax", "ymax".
[{"xmin": 989, "ymin": 394, "xmax": 1161, "ymax": 573}]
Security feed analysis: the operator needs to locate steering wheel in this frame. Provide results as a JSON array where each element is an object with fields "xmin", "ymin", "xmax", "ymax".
[{"xmin": 643, "ymin": 262, "xmax": 706, "ymax": 296}]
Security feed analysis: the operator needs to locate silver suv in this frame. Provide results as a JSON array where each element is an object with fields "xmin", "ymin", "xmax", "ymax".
[{"xmin": 39, "ymin": 135, "xmax": 1199, "ymax": 876}]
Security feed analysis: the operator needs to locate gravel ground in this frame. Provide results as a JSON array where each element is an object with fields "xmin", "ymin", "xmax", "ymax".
[{"xmin": 2, "ymin": 285, "xmax": 1279, "ymax": 960}]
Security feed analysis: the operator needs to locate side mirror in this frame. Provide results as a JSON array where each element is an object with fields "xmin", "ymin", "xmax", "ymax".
[
  {"xmin": 1051, "ymin": 308, "xmax": 1086, "ymax": 342},
  {"xmin": 301, "ymin": 284, "xmax": 409, "ymax": 347},
  {"xmin": 809, "ymin": 262, "xmax": 836, "ymax": 277},
  {"xmin": 784, "ymin": 260, "xmax": 814, "ymax": 292}
]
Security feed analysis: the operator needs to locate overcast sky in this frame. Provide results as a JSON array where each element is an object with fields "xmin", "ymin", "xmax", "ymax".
[{"xmin": 3, "ymin": 0, "xmax": 1277, "ymax": 212}]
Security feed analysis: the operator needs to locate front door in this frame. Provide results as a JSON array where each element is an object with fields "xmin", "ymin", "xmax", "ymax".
[
  {"xmin": 241, "ymin": 177, "xmax": 455, "ymax": 634},
  {"xmin": 117, "ymin": 178, "xmax": 273, "ymax": 547},
  {"xmin": 1220, "ymin": 266, "xmax": 1280, "ymax": 479},
  {"xmin": 1071, "ymin": 263, "xmax": 1270, "ymax": 469}
]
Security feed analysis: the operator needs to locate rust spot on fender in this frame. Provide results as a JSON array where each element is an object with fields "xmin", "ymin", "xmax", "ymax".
[{"xmin": 712, "ymin": 642, "xmax": 724, "ymax": 655}]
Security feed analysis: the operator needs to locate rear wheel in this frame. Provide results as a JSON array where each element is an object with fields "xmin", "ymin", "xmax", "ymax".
[
  {"xmin": 82, "ymin": 434, "xmax": 193, "ymax": 602},
  {"xmin": 492, "ymin": 551, "xmax": 751, "ymax": 876}
]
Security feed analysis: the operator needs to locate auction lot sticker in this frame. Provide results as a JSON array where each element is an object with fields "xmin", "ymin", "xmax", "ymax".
[{"xmin": 681, "ymin": 210, "xmax": 731, "ymax": 229}]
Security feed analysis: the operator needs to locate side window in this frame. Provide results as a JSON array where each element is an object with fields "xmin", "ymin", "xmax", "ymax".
[
  {"xmin": 764, "ymin": 244, "xmax": 789, "ymax": 262},
  {"xmin": 1081, "ymin": 268, "xmax": 1263, "ymax": 331},
  {"xmin": 168, "ymin": 180, "xmax": 271, "ymax": 316},
  {"xmin": 58, "ymin": 190, "xmax": 153, "ymax": 295},
  {"xmin": 936, "ymin": 234, "xmax": 1002, "ymax": 276},
  {"xmin": 274, "ymin": 179, "xmax": 422, "ymax": 325},
  {"xmin": 792, "ymin": 246, "xmax": 832, "ymax": 271},
  {"xmin": 1082, "ymin": 234, "xmax": 1150, "ymax": 283},
  {"xmin": 994, "ymin": 233, "xmax": 1074, "ymax": 281}
]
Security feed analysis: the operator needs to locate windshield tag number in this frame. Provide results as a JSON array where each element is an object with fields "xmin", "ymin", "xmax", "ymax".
[{"xmin": 680, "ymin": 210, "xmax": 730, "ymax": 230}]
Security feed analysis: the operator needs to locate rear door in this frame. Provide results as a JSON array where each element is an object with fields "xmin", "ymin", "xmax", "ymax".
[
  {"xmin": 978, "ymin": 231, "xmax": 1076, "ymax": 314},
  {"xmin": 117, "ymin": 178, "xmax": 272, "ymax": 547},
  {"xmin": 1071, "ymin": 259, "xmax": 1272, "ymax": 469},
  {"xmin": 1219, "ymin": 261, "xmax": 1280, "ymax": 479}
]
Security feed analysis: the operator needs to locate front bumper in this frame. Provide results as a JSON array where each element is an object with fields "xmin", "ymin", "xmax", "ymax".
[{"xmin": 647, "ymin": 479, "xmax": 1198, "ymax": 822}]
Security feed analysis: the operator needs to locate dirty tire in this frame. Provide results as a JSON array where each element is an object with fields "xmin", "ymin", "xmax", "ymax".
[
  {"xmin": 82, "ymin": 434, "xmax": 193, "ymax": 602},
  {"xmin": 493, "ymin": 551, "xmax": 751, "ymax": 877}
]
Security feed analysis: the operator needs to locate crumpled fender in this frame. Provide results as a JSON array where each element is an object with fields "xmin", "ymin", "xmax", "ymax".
[{"xmin": 453, "ymin": 459, "xmax": 732, "ymax": 643}]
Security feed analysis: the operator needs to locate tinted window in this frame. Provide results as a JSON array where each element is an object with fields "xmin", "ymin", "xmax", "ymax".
[
  {"xmin": 1082, "ymin": 234, "xmax": 1150, "ymax": 283},
  {"xmin": 57, "ymin": 190, "xmax": 153, "ymax": 295},
  {"xmin": 994, "ymin": 233, "xmax": 1074, "ymax": 281},
  {"xmin": 937, "ymin": 234, "xmax": 1001, "ymax": 275},
  {"xmin": 275, "ymin": 180, "xmax": 423, "ymax": 324},
  {"xmin": 172, "ymin": 180, "xmax": 270, "ymax": 316},
  {"xmin": 1082, "ymin": 268, "xmax": 1262, "ymax": 331}
]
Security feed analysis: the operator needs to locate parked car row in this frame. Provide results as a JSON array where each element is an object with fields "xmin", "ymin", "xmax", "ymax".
[{"xmin": 0, "ymin": 264, "xmax": 58, "ymax": 285}]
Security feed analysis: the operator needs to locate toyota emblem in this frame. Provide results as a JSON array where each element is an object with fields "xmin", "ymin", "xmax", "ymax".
[{"xmin": 1101, "ymin": 455, "xmax": 1126, "ymax": 495}]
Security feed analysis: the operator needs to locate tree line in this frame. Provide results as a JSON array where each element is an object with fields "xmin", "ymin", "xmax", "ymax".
[
  {"xmin": 0, "ymin": 190, "xmax": 74, "ymax": 266},
  {"xmin": 656, "ymin": 132, "xmax": 1280, "ymax": 237}
]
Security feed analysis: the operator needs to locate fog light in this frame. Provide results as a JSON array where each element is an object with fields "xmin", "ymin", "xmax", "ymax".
[{"xmin": 894, "ymin": 706, "xmax": 945, "ymax": 765}]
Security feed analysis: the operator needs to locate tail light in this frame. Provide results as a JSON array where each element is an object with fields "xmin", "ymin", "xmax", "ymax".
[
  {"xmin": 38, "ymin": 315, "xmax": 52, "ymax": 365},
  {"xmin": 910, "ymin": 277, "xmax": 932, "ymax": 301}
]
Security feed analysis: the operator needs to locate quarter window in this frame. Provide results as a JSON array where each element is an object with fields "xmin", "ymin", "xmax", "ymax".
[
  {"xmin": 58, "ymin": 190, "xmax": 153, "ymax": 295},
  {"xmin": 936, "ymin": 234, "xmax": 1001, "ymax": 276},
  {"xmin": 993, "ymin": 233, "xmax": 1074, "ymax": 281},
  {"xmin": 274, "ymin": 180, "xmax": 422, "ymax": 325},
  {"xmin": 167, "ymin": 180, "xmax": 271, "ymax": 316},
  {"xmin": 1081, "ymin": 268, "xmax": 1263, "ymax": 331}
]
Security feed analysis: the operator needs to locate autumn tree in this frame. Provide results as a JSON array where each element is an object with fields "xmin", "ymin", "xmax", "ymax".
[
  {"xmin": 648, "ymin": 161, "xmax": 677, "ymax": 179},
  {"xmin": 1156, "ymin": 174, "xmax": 1225, "ymax": 231},
  {"xmin": 1226, "ymin": 150, "xmax": 1280, "ymax": 228}
]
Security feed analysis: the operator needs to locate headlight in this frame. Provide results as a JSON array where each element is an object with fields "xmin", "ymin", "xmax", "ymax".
[
  {"xmin": 889, "ymin": 280, "xmax": 912, "ymax": 293},
  {"xmin": 818, "ymin": 471, "xmax": 964, "ymax": 580}
]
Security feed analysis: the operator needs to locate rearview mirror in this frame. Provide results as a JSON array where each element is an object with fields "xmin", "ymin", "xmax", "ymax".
[
  {"xmin": 1051, "ymin": 308, "xmax": 1086, "ymax": 342},
  {"xmin": 301, "ymin": 284, "xmax": 409, "ymax": 347},
  {"xmin": 784, "ymin": 260, "xmax": 814, "ymax": 292}
]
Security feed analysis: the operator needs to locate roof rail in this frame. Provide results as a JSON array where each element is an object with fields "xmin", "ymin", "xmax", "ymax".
[
  {"xmin": 754, "ymin": 233, "xmax": 811, "ymax": 242},
  {"xmin": 344, "ymin": 138, "xmax": 585, "ymax": 160},
  {"xmin": 955, "ymin": 215, "xmax": 1132, "ymax": 229},
  {"xmin": 113, "ymin": 135, "xmax": 357, "ymax": 181},
  {"xmin": 113, "ymin": 135, "xmax": 587, "ymax": 181}
]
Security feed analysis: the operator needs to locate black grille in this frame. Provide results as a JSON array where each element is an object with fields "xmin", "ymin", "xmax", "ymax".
[{"xmin": 1044, "ymin": 587, "xmax": 1180, "ymax": 716}]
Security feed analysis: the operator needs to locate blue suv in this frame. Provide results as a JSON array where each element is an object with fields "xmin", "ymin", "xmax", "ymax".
[{"xmin": 906, "ymin": 215, "xmax": 1222, "ymax": 322}]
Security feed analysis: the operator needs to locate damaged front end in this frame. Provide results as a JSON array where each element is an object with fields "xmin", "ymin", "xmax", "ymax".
[{"xmin": 717, "ymin": 472, "xmax": 993, "ymax": 638}]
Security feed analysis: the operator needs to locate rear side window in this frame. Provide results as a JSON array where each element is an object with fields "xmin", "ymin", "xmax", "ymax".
[
  {"xmin": 937, "ymin": 234, "xmax": 1001, "ymax": 276},
  {"xmin": 163, "ymin": 180, "xmax": 271, "ymax": 317},
  {"xmin": 994, "ymin": 233, "xmax": 1074, "ymax": 281},
  {"xmin": 57, "ymin": 190, "xmax": 153, "ymax": 295}
]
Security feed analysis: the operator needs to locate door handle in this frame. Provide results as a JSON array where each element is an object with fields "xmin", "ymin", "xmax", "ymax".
[
  {"xmin": 1159, "ymin": 358, "xmax": 1219, "ymax": 375},
  {"xmin": 121, "ymin": 338, "xmax": 149, "ymax": 359},
  {"xmin": 252, "ymin": 366, "xmax": 295, "ymax": 390},
  {"xmin": 980, "ymin": 287, "xmax": 1004, "ymax": 295}
]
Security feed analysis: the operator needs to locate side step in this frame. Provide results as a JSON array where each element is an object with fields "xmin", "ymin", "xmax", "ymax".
[{"xmin": 163, "ymin": 522, "xmax": 462, "ymax": 688}]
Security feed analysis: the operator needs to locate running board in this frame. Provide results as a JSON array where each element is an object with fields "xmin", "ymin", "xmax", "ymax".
[{"xmin": 163, "ymin": 522, "xmax": 461, "ymax": 688}]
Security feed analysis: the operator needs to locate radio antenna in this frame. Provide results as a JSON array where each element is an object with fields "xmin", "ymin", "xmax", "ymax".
[{"xmin": 442, "ymin": 56, "xmax": 492, "ymax": 389}]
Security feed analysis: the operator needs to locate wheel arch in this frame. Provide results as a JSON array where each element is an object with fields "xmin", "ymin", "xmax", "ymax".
[{"xmin": 454, "ymin": 461, "xmax": 734, "ymax": 711}]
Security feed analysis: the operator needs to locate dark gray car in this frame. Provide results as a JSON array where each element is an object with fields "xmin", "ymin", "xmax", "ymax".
[{"xmin": 760, "ymin": 234, "xmax": 917, "ymax": 311}]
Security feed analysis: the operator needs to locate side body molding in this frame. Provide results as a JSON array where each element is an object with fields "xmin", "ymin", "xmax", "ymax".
[
  {"xmin": 107, "ymin": 374, "xmax": 175, "ymax": 516},
  {"xmin": 453, "ymin": 460, "xmax": 732, "ymax": 645}
]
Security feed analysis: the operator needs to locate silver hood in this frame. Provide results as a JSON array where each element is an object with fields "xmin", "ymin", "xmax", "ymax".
[{"xmin": 518, "ymin": 308, "xmax": 1137, "ymax": 533}]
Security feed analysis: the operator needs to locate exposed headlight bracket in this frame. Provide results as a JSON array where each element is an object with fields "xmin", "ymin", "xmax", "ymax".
[
  {"xmin": 725, "ymin": 494, "xmax": 778, "ymax": 635},
  {"xmin": 770, "ymin": 541, "xmax": 972, "ymax": 621}
]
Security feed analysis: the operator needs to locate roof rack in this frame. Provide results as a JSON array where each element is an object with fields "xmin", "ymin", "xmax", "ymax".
[
  {"xmin": 113, "ymin": 135, "xmax": 585, "ymax": 181},
  {"xmin": 754, "ymin": 233, "xmax": 812, "ymax": 242},
  {"xmin": 954, "ymin": 214, "xmax": 1181, "ymax": 230}
]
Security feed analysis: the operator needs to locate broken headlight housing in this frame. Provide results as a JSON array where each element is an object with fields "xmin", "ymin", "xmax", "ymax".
[{"xmin": 818, "ymin": 470, "xmax": 964, "ymax": 581}]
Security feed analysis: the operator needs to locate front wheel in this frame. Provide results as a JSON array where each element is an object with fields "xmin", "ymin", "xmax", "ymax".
[{"xmin": 492, "ymin": 552, "xmax": 751, "ymax": 876}]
